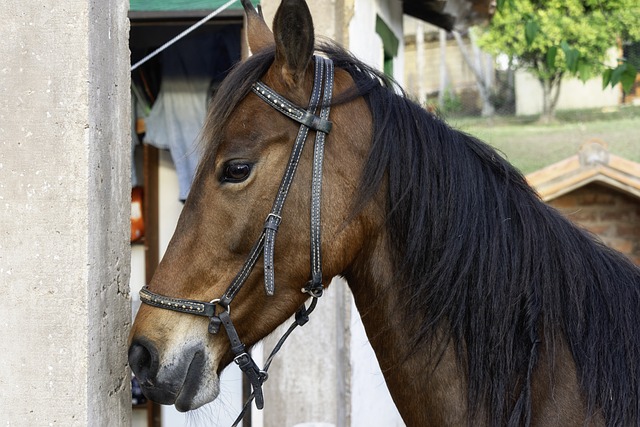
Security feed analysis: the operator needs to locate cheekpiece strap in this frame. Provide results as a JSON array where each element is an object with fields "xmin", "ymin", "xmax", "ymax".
[{"xmin": 255, "ymin": 56, "xmax": 332, "ymax": 297}]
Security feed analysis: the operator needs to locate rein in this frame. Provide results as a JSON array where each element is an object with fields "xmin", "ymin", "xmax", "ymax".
[{"xmin": 139, "ymin": 55, "xmax": 334, "ymax": 423}]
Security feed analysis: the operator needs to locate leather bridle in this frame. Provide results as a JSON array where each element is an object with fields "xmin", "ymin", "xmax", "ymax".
[{"xmin": 138, "ymin": 55, "xmax": 334, "ymax": 421}]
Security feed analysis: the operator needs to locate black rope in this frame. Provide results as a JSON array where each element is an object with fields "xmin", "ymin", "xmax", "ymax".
[{"xmin": 230, "ymin": 297, "xmax": 319, "ymax": 427}]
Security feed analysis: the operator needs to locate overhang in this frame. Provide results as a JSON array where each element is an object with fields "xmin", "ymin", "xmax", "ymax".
[{"xmin": 403, "ymin": 0, "xmax": 495, "ymax": 31}]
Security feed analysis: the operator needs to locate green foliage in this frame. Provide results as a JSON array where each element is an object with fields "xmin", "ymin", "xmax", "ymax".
[
  {"xmin": 427, "ymin": 89, "xmax": 463, "ymax": 119},
  {"xmin": 441, "ymin": 89, "xmax": 463, "ymax": 115},
  {"xmin": 480, "ymin": 0, "xmax": 640, "ymax": 92},
  {"xmin": 603, "ymin": 62, "xmax": 638, "ymax": 93}
]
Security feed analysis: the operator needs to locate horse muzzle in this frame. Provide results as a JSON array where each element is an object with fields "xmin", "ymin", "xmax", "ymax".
[{"xmin": 128, "ymin": 337, "xmax": 220, "ymax": 411}]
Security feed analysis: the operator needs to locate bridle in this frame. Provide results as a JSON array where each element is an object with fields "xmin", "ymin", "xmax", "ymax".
[{"xmin": 138, "ymin": 55, "xmax": 334, "ymax": 423}]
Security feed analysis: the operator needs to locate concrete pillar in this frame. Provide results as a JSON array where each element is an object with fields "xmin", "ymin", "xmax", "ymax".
[
  {"xmin": 0, "ymin": 1, "xmax": 131, "ymax": 425},
  {"xmin": 260, "ymin": 281, "xmax": 351, "ymax": 427}
]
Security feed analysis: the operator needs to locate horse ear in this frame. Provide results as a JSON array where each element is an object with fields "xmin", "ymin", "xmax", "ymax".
[
  {"xmin": 272, "ymin": 0, "xmax": 315, "ymax": 88},
  {"xmin": 241, "ymin": 0, "xmax": 274, "ymax": 54}
]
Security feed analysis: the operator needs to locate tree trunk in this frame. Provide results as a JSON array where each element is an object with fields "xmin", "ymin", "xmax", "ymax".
[
  {"xmin": 438, "ymin": 29, "xmax": 448, "ymax": 108},
  {"xmin": 453, "ymin": 31, "xmax": 495, "ymax": 117},
  {"xmin": 539, "ymin": 75, "xmax": 562, "ymax": 124}
]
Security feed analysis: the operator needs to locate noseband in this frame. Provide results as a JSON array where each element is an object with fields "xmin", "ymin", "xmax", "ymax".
[{"xmin": 139, "ymin": 56, "xmax": 334, "ymax": 419}]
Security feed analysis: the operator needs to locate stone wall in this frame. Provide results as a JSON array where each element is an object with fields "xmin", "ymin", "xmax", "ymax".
[{"xmin": 549, "ymin": 183, "xmax": 640, "ymax": 265}]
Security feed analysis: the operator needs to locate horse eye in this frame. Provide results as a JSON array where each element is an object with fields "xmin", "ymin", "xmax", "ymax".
[{"xmin": 222, "ymin": 163, "xmax": 252, "ymax": 183}]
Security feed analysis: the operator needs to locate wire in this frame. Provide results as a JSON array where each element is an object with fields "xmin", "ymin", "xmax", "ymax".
[{"xmin": 130, "ymin": 0, "xmax": 239, "ymax": 71}]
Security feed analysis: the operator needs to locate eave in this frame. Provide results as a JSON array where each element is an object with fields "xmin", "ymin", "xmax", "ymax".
[
  {"xmin": 403, "ymin": 0, "xmax": 495, "ymax": 31},
  {"xmin": 526, "ymin": 139, "xmax": 640, "ymax": 202}
]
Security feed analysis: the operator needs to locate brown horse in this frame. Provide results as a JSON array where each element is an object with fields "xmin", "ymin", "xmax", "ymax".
[{"xmin": 129, "ymin": 0, "xmax": 640, "ymax": 425}]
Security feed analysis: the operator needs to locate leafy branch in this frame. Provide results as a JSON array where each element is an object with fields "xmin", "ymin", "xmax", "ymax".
[{"xmin": 495, "ymin": 0, "xmax": 638, "ymax": 93}]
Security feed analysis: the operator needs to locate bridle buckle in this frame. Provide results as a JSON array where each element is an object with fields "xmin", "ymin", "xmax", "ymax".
[{"xmin": 302, "ymin": 274, "xmax": 324, "ymax": 298}]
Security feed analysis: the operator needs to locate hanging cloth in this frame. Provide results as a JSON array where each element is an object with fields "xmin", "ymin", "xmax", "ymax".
[{"xmin": 144, "ymin": 28, "xmax": 240, "ymax": 201}]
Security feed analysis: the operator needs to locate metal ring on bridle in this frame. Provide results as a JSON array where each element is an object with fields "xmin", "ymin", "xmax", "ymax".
[
  {"xmin": 302, "ymin": 286, "xmax": 323, "ymax": 298},
  {"xmin": 209, "ymin": 298, "xmax": 230, "ymax": 314}
]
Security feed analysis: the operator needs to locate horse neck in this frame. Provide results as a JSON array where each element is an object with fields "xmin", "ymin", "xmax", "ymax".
[{"xmin": 344, "ymin": 225, "xmax": 469, "ymax": 426}]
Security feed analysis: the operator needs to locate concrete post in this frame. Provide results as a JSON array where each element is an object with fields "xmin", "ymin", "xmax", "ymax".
[{"xmin": 0, "ymin": 1, "xmax": 131, "ymax": 425}]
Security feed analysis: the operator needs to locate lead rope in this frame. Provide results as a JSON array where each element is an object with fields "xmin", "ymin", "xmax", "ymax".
[{"xmin": 229, "ymin": 297, "xmax": 319, "ymax": 427}]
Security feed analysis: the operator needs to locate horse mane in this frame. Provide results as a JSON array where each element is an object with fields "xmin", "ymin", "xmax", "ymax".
[
  {"xmin": 201, "ymin": 42, "xmax": 640, "ymax": 426},
  {"xmin": 321, "ymin": 45, "xmax": 640, "ymax": 426}
]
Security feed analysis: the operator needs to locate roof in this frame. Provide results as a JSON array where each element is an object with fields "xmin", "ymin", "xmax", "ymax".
[
  {"xmin": 526, "ymin": 139, "xmax": 640, "ymax": 201},
  {"xmin": 129, "ymin": 0, "xmax": 249, "ymax": 11},
  {"xmin": 403, "ymin": 0, "xmax": 495, "ymax": 31}
]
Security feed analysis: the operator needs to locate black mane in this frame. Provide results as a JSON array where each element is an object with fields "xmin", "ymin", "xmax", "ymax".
[
  {"xmin": 203, "ymin": 42, "xmax": 640, "ymax": 426},
  {"xmin": 325, "ymin": 45, "xmax": 640, "ymax": 426}
]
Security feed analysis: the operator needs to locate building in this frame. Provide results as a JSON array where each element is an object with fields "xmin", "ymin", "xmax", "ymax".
[{"xmin": 527, "ymin": 139, "xmax": 640, "ymax": 265}]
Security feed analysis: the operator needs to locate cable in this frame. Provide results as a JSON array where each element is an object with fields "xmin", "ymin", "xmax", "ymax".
[{"xmin": 130, "ymin": 0, "xmax": 239, "ymax": 71}]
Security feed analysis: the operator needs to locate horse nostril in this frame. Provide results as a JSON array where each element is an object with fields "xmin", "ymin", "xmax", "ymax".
[{"xmin": 129, "ymin": 338, "xmax": 159, "ymax": 384}]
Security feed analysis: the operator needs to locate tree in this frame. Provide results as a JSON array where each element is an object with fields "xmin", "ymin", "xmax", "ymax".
[
  {"xmin": 478, "ymin": 0, "xmax": 640, "ymax": 123},
  {"xmin": 453, "ymin": 31, "xmax": 495, "ymax": 117}
]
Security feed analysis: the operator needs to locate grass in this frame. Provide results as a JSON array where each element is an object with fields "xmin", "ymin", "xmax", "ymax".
[{"xmin": 444, "ymin": 105, "xmax": 640, "ymax": 174}]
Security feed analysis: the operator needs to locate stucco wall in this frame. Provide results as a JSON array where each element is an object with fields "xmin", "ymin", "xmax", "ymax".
[
  {"xmin": 515, "ymin": 71, "xmax": 621, "ymax": 116},
  {"xmin": 0, "ymin": 0, "xmax": 130, "ymax": 425}
]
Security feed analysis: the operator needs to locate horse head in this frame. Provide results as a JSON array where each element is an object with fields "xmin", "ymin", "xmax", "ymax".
[
  {"xmin": 129, "ymin": 1, "xmax": 640, "ymax": 424},
  {"xmin": 128, "ymin": 0, "xmax": 376, "ymax": 412}
]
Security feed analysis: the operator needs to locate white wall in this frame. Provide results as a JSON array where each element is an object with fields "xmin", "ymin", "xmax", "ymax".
[
  {"xmin": 515, "ymin": 48, "xmax": 622, "ymax": 116},
  {"xmin": 349, "ymin": 0, "xmax": 405, "ymax": 85},
  {"xmin": 515, "ymin": 71, "xmax": 621, "ymax": 116},
  {"xmin": 350, "ymin": 300, "xmax": 405, "ymax": 427}
]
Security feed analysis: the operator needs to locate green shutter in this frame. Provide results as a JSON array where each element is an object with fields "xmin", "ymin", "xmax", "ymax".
[{"xmin": 375, "ymin": 15, "xmax": 399, "ymax": 77}]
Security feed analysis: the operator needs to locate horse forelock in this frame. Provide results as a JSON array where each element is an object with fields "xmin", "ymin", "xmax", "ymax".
[{"xmin": 195, "ymin": 47, "xmax": 276, "ymax": 186}]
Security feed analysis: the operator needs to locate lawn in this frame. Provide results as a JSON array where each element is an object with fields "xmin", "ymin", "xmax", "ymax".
[{"xmin": 445, "ymin": 105, "xmax": 640, "ymax": 174}]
